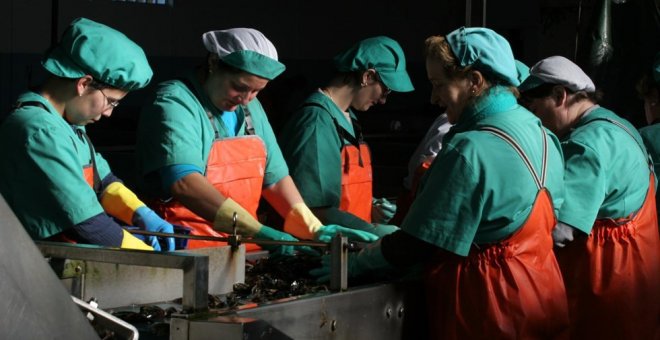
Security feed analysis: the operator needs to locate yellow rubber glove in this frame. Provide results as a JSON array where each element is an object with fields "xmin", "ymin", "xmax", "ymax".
[
  {"xmin": 283, "ymin": 203, "xmax": 323, "ymax": 240},
  {"xmin": 100, "ymin": 182, "xmax": 145, "ymax": 225},
  {"xmin": 213, "ymin": 198, "xmax": 262, "ymax": 235},
  {"xmin": 120, "ymin": 229, "xmax": 154, "ymax": 251}
]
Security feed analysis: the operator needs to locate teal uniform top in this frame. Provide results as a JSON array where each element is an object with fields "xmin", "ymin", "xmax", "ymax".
[
  {"xmin": 136, "ymin": 73, "xmax": 288, "ymax": 198},
  {"xmin": 558, "ymin": 106, "xmax": 652, "ymax": 234},
  {"xmin": 639, "ymin": 123, "xmax": 660, "ymax": 181},
  {"xmin": 402, "ymin": 87, "xmax": 566, "ymax": 256},
  {"xmin": 279, "ymin": 91, "xmax": 359, "ymax": 208},
  {"xmin": 0, "ymin": 92, "xmax": 112, "ymax": 239}
]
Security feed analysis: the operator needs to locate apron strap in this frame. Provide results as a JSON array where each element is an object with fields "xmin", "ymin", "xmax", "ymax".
[
  {"xmin": 587, "ymin": 117, "xmax": 654, "ymax": 172},
  {"xmin": 480, "ymin": 126, "xmax": 548, "ymax": 190},
  {"xmin": 300, "ymin": 102, "xmax": 365, "ymax": 167}
]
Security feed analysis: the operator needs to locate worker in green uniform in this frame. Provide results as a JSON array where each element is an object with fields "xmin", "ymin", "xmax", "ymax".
[
  {"xmin": 279, "ymin": 36, "xmax": 414, "ymax": 237},
  {"xmin": 519, "ymin": 55, "xmax": 660, "ymax": 339},
  {"xmin": 312, "ymin": 27, "xmax": 570, "ymax": 338},
  {"xmin": 135, "ymin": 28, "xmax": 377, "ymax": 254},
  {"xmin": 0, "ymin": 17, "xmax": 174, "ymax": 251}
]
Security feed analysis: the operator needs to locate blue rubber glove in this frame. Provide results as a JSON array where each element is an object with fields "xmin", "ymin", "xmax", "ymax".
[
  {"xmin": 132, "ymin": 206, "xmax": 175, "ymax": 251},
  {"xmin": 371, "ymin": 198, "xmax": 397, "ymax": 224},
  {"xmin": 255, "ymin": 226, "xmax": 319, "ymax": 257},
  {"xmin": 314, "ymin": 224, "xmax": 379, "ymax": 243},
  {"xmin": 309, "ymin": 239, "xmax": 391, "ymax": 282}
]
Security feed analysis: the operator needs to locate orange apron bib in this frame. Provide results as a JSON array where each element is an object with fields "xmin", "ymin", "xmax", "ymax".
[
  {"xmin": 425, "ymin": 126, "xmax": 569, "ymax": 339},
  {"xmin": 339, "ymin": 143, "xmax": 373, "ymax": 222},
  {"xmin": 556, "ymin": 174, "xmax": 660, "ymax": 339},
  {"xmin": 154, "ymin": 135, "xmax": 266, "ymax": 250}
]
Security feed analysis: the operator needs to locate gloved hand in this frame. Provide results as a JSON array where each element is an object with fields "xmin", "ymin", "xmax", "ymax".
[
  {"xmin": 370, "ymin": 223, "xmax": 400, "ymax": 237},
  {"xmin": 313, "ymin": 224, "xmax": 379, "ymax": 243},
  {"xmin": 254, "ymin": 225, "xmax": 319, "ymax": 257},
  {"xmin": 371, "ymin": 198, "xmax": 397, "ymax": 224},
  {"xmin": 309, "ymin": 239, "xmax": 390, "ymax": 282},
  {"xmin": 132, "ymin": 206, "xmax": 175, "ymax": 251},
  {"xmin": 552, "ymin": 222, "xmax": 575, "ymax": 248}
]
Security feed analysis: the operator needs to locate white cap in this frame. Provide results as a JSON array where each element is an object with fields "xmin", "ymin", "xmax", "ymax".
[{"xmin": 519, "ymin": 56, "xmax": 595, "ymax": 93}]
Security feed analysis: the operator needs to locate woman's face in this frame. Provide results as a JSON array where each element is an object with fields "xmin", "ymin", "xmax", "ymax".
[
  {"xmin": 205, "ymin": 70, "xmax": 269, "ymax": 112},
  {"xmin": 426, "ymin": 58, "xmax": 471, "ymax": 124},
  {"xmin": 351, "ymin": 71, "xmax": 390, "ymax": 111},
  {"xmin": 66, "ymin": 79, "xmax": 126, "ymax": 125}
]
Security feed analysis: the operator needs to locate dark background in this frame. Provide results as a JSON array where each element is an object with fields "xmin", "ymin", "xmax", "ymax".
[{"xmin": 1, "ymin": 0, "xmax": 658, "ymax": 197}]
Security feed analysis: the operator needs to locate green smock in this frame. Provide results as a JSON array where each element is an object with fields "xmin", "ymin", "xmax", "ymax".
[
  {"xmin": 558, "ymin": 106, "xmax": 651, "ymax": 234},
  {"xmin": 639, "ymin": 123, "xmax": 660, "ymax": 180},
  {"xmin": 136, "ymin": 73, "xmax": 288, "ymax": 198},
  {"xmin": 0, "ymin": 92, "xmax": 112, "ymax": 239},
  {"xmin": 402, "ymin": 87, "xmax": 566, "ymax": 256},
  {"xmin": 279, "ymin": 91, "xmax": 358, "ymax": 208}
]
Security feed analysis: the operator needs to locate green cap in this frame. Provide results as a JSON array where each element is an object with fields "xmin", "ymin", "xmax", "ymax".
[
  {"xmin": 202, "ymin": 28, "xmax": 286, "ymax": 80},
  {"xmin": 446, "ymin": 27, "xmax": 519, "ymax": 86},
  {"xmin": 42, "ymin": 17, "xmax": 152, "ymax": 90},
  {"xmin": 333, "ymin": 36, "xmax": 414, "ymax": 93},
  {"xmin": 515, "ymin": 60, "xmax": 530, "ymax": 84}
]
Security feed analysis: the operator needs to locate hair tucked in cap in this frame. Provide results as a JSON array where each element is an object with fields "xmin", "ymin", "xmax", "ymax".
[
  {"xmin": 42, "ymin": 17, "xmax": 153, "ymax": 91},
  {"xmin": 202, "ymin": 28, "xmax": 285, "ymax": 80}
]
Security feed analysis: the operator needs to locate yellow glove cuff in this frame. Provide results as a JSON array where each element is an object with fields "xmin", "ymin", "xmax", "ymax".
[
  {"xmin": 214, "ymin": 198, "xmax": 262, "ymax": 235},
  {"xmin": 100, "ymin": 182, "xmax": 146, "ymax": 224},
  {"xmin": 120, "ymin": 229, "xmax": 153, "ymax": 251},
  {"xmin": 283, "ymin": 203, "xmax": 323, "ymax": 240}
]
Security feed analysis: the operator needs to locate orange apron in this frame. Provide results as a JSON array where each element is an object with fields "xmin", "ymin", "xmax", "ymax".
[
  {"xmin": 153, "ymin": 136, "xmax": 266, "ymax": 250},
  {"xmin": 556, "ymin": 175, "xmax": 660, "ymax": 339},
  {"xmin": 339, "ymin": 143, "xmax": 373, "ymax": 222},
  {"xmin": 425, "ymin": 126, "xmax": 569, "ymax": 339}
]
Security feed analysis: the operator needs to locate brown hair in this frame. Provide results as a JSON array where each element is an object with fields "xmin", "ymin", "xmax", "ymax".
[
  {"xmin": 423, "ymin": 35, "xmax": 471, "ymax": 80},
  {"xmin": 424, "ymin": 35, "xmax": 519, "ymax": 97}
]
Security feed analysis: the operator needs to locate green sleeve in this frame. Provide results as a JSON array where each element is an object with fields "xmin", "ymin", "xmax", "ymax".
[
  {"xmin": 558, "ymin": 140, "xmax": 605, "ymax": 233},
  {"xmin": 280, "ymin": 105, "xmax": 343, "ymax": 207},
  {"xmin": 245, "ymin": 99, "xmax": 289, "ymax": 186},
  {"xmin": 402, "ymin": 142, "xmax": 482, "ymax": 256},
  {"xmin": 26, "ymin": 126, "xmax": 105, "ymax": 234},
  {"xmin": 137, "ymin": 83, "xmax": 213, "ymax": 177}
]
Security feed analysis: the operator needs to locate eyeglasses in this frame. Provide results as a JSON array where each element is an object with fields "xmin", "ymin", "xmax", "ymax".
[
  {"xmin": 376, "ymin": 73, "xmax": 392, "ymax": 97},
  {"xmin": 97, "ymin": 88, "xmax": 120, "ymax": 108}
]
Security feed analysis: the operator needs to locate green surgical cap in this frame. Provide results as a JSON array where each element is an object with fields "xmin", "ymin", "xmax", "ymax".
[
  {"xmin": 333, "ymin": 36, "xmax": 414, "ymax": 93},
  {"xmin": 515, "ymin": 60, "xmax": 530, "ymax": 84},
  {"xmin": 42, "ymin": 17, "xmax": 153, "ymax": 91},
  {"xmin": 446, "ymin": 27, "xmax": 519, "ymax": 86}
]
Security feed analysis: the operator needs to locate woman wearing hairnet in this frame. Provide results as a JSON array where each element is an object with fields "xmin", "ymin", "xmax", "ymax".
[
  {"xmin": 312, "ymin": 27, "xmax": 569, "ymax": 338},
  {"xmin": 279, "ymin": 36, "xmax": 414, "ymax": 238},
  {"xmin": 520, "ymin": 56, "xmax": 660, "ymax": 339},
  {"xmin": 0, "ymin": 18, "xmax": 174, "ymax": 251},
  {"xmin": 135, "ymin": 28, "xmax": 376, "ymax": 255}
]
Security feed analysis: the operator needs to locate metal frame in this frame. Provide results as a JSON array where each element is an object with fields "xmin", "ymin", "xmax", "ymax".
[{"xmin": 37, "ymin": 241, "xmax": 209, "ymax": 312}]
